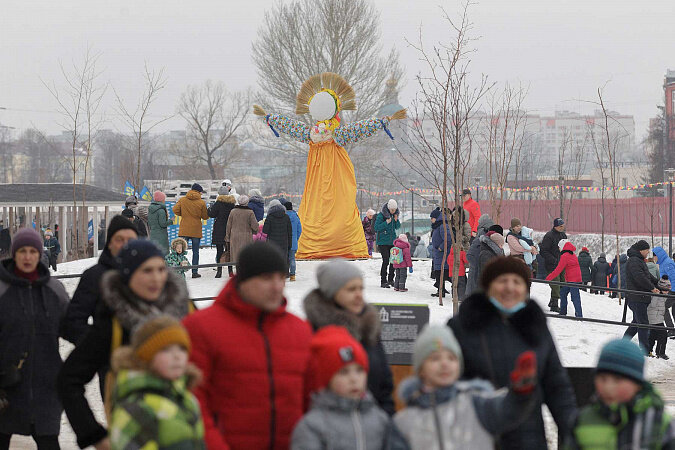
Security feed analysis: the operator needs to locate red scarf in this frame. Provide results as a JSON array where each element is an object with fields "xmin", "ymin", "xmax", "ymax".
[{"xmin": 14, "ymin": 267, "xmax": 39, "ymax": 282}]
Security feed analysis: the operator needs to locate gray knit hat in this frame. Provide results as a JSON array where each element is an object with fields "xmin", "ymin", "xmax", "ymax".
[
  {"xmin": 218, "ymin": 186, "xmax": 229, "ymax": 195},
  {"xmin": 316, "ymin": 259, "xmax": 363, "ymax": 300},
  {"xmin": 238, "ymin": 195, "xmax": 250, "ymax": 206},
  {"xmin": 413, "ymin": 325, "xmax": 463, "ymax": 375},
  {"xmin": 269, "ymin": 199, "xmax": 282, "ymax": 208}
]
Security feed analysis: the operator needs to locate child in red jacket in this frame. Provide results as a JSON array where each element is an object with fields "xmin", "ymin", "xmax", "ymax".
[
  {"xmin": 392, "ymin": 234, "xmax": 413, "ymax": 292},
  {"xmin": 447, "ymin": 247, "xmax": 469, "ymax": 299},
  {"xmin": 546, "ymin": 241, "xmax": 583, "ymax": 317}
]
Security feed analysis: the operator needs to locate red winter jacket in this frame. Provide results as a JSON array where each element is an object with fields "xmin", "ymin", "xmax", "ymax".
[
  {"xmin": 447, "ymin": 247, "xmax": 468, "ymax": 277},
  {"xmin": 463, "ymin": 198, "xmax": 481, "ymax": 233},
  {"xmin": 183, "ymin": 278, "xmax": 312, "ymax": 450},
  {"xmin": 545, "ymin": 242, "xmax": 582, "ymax": 283},
  {"xmin": 392, "ymin": 238, "xmax": 413, "ymax": 269}
]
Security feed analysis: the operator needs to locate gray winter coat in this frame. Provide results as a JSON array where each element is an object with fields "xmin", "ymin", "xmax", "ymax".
[
  {"xmin": 291, "ymin": 390, "xmax": 390, "ymax": 450},
  {"xmin": 476, "ymin": 235, "xmax": 504, "ymax": 284},
  {"xmin": 466, "ymin": 214, "xmax": 494, "ymax": 296},
  {"xmin": 647, "ymin": 294, "xmax": 668, "ymax": 325},
  {"xmin": 413, "ymin": 242, "xmax": 428, "ymax": 258},
  {"xmin": 391, "ymin": 377, "xmax": 535, "ymax": 450}
]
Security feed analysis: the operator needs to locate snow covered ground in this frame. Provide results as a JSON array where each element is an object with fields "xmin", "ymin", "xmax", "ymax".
[{"xmin": 13, "ymin": 248, "xmax": 673, "ymax": 449}]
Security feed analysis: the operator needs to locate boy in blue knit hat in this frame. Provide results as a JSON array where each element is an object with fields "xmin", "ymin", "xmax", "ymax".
[{"xmin": 564, "ymin": 338, "xmax": 675, "ymax": 449}]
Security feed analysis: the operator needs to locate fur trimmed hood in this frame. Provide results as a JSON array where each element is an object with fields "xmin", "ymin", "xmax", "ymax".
[
  {"xmin": 171, "ymin": 237, "xmax": 188, "ymax": 253},
  {"xmin": 303, "ymin": 289, "xmax": 381, "ymax": 346},
  {"xmin": 100, "ymin": 270, "xmax": 190, "ymax": 333},
  {"xmin": 456, "ymin": 292, "xmax": 548, "ymax": 346},
  {"xmin": 216, "ymin": 195, "xmax": 236, "ymax": 204}
]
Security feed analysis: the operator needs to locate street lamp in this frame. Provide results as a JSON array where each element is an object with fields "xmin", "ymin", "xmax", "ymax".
[
  {"xmin": 666, "ymin": 168, "xmax": 675, "ymax": 256},
  {"xmin": 410, "ymin": 180, "xmax": 416, "ymax": 236},
  {"xmin": 474, "ymin": 177, "xmax": 481, "ymax": 202},
  {"xmin": 358, "ymin": 182, "xmax": 365, "ymax": 217}
]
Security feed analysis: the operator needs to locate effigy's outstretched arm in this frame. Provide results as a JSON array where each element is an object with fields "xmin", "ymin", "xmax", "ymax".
[
  {"xmin": 333, "ymin": 109, "xmax": 406, "ymax": 147},
  {"xmin": 253, "ymin": 105, "xmax": 311, "ymax": 144}
]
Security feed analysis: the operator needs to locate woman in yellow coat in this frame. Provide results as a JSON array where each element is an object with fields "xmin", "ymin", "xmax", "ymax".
[{"xmin": 255, "ymin": 72, "xmax": 404, "ymax": 260}]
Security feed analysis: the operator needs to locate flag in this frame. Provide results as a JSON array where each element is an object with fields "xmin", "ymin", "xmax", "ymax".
[
  {"xmin": 88, "ymin": 219, "xmax": 94, "ymax": 241},
  {"xmin": 123, "ymin": 181, "xmax": 136, "ymax": 197},
  {"xmin": 139, "ymin": 186, "xmax": 152, "ymax": 202}
]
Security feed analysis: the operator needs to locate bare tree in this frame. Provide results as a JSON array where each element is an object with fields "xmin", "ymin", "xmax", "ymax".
[
  {"xmin": 177, "ymin": 81, "xmax": 249, "ymax": 178},
  {"xmin": 252, "ymin": 0, "xmax": 403, "ymax": 154},
  {"xmin": 556, "ymin": 128, "xmax": 589, "ymax": 222},
  {"xmin": 395, "ymin": 2, "xmax": 491, "ymax": 311},
  {"xmin": 114, "ymin": 64, "xmax": 171, "ymax": 190},
  {"xmin": 481, "ymin": 83, "xmax": 528, "ymax": 224}
]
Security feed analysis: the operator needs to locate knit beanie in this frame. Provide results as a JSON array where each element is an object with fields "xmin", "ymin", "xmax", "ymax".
[
  {"xmin": 11, "ymin": 228, "xmax": 44, "ymax": 257},
  {"xmin": 125, "ymin": 195, "xmax": 138, "ymax": 206},
  {"xmin": 489, "ymin": 232, "xmax": 505, "ymax": 248},
  {"xmin": 308, "ymin": 326, "xmax": 369, "ymax": 393},
  {"xmin": 658, "ymin": 275, "xmax": 671, "ymax": 291},
  {"xmin": 554, "ymin": 218, "xmax": 565, "ymax": 227},
  {"xmin": 397, "ymin": 234, "xmax": 408, "ymax": 243},
  {"xmin": 132, "ymin": 315, "xmax": 191, "ymax": 363},
  {"xmin": 191, "ymin": 183, "xmax": 203, "ymax": 193},
  {"xmin": 510, "ymin": 218, "xmax": 521, "ymax": 229},
  {"xmin": 430, "ymin": 207, "xmax": 442, "ymax": 220},
  {"xmin": 480, "ymin": 256, "xmax": 532, "ymax": 291},
  {"xmin": 316, "ymin": 259, "xmax": 363, "ymax": 300},
  {"xmin": 44, "ymin": 229, "xmax": 53, "ymax": 237},
  {"xmin": 284, "ymin": 202, "xmax": 293, "ymax": 211},
  {"xmin": 117, "ymin": 239, "xmax": 165, "ymax": 283},
  {"xmin": 269, "ymin": 199, "xmax": 282, "ymax": 208},
  {"xmin": 237, "ymin": 241, "xmax": 288, "ymax": 282},
  {"xmin": 152, "ymin": 191, "xmax": 165, "ymax": 202},
  {"xmin": 218, "ymin": 186, "xmax": 229, "ymax": 195},
  {"xmin": 238, "ymin": 195, "xmax": 250, "ymax": 206},
  {"xmin": 596, "ymin": 338, "xmax": 645, "ymax": 383},
  {"xmin": 488, "ymin": 224, "xmax": 504, "ymax": 235},
  {"xmin": 581, "ymin": 247, "xmax": 589, "ymax": 253},
  {"xmin": 600, "ymin": 253, "xmax": 606, "ymax": 258},
  {"xmin": 387, "ymin": 199, "xmax": 398, "ymax": 211},
  {"xmin": 249, "ymin": 189, "xmax": 262, "ymax": 197},
  {"xmin": 106, "ymin": 215, "xmax": 138, "ymax": 246},
  {"xmin": 634, "ymin": 240, "xmax": 650, "ymax": 251},
  {"xmin": 413, "ymin": 325, "xmax": 463, "ymax": 375}
]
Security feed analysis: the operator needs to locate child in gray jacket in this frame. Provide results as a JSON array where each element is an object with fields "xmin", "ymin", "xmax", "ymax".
[
  {"xmin": 390, "ymin": 325, "xmax": 538, "ymax": 450},
  {"xmin": 291, "ymin": 325, "xmax": 390, "ymax": 450},
  {"xmin": 648, "ymin": 275, "xmax": 671, "ymax": 359}
]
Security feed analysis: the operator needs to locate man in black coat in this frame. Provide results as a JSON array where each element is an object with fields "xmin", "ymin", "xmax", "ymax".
[
  {"xmin": 60, "ymin": 215, "xmax": 138, "ymax": 345},
  {"xmin": 539, "ymin": 218, "xmax": 567, "ymax": 312},
  {"xmin": 263, "ymin": 199, "xmax": 293, "ymax": 259},
  {"xmin": 208, "ymin": 188, "xmax": 236, "ymax": 278},
  {"xmin": 624, "ymin": 240, "xmax": 659, "ymax": 353}
]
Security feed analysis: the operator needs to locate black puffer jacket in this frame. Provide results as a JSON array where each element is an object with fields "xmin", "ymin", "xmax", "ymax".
[
  {"xmin": 57, "ymin": 270, "xmax": 190, "ymax": 448},
  {"xmin": 448, "ymin": 293, "xmax": 577, "ymax": 450},
  {"xmin": 540, "ymin": 228, "xmax": 567, "ymax": 272},
  {"xmin": 304, "ymin": 290, "xmax": 395, "ymax": 416},
  {"xmin": 591, "ymin": 255, "xmax": 611, "ymax": 287},
  {"xmin": 578, "ymin": 250, "xmax": 593, "ymax": 283},
  {"xmin": 0, "ymin": 259, "xmax": 69, "ymax": 436},
  {"xmin": 61, "ymin": 248, "xmax": 118, "ymax": 345},
  {"xmin": 625, "ymin": 245, "xmax": 658, "ymax": 304},
  {"xmin": 208, "ymin": 195, "xmax": 236, "ymax": 244},
  {"xmin": 263, "ymin": 203, "xmax": 293, "ymax": 254}
]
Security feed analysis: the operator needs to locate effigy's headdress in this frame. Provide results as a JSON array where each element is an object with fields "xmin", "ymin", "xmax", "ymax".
[{"xmin": 295, "ymin": 73, "xmax": 355, "ymax": 131}]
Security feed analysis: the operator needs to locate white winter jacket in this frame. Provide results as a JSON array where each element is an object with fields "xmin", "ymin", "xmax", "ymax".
[{"xmin": 648, "ymin": 294, "xmax": 667, "ymax": 325}]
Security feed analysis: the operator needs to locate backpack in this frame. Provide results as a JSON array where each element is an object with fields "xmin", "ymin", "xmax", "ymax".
[
  {"xmin": 390, "ymin": 246, "xmax": 404, "ymax": 265},
  {"xmin": 132, "ymin": 215, "xmax": 148, "ymax": 237}
]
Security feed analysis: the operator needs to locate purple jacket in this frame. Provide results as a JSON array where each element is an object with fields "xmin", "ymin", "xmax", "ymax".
[{"xmin": 362, "ymin": 216, "xmax": 376, "ymax": 241}]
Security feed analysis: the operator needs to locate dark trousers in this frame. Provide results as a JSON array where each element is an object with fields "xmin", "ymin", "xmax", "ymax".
[
  {"xmin": 394, "ymin": 267, "xmax": 408, "ymax": 289},
  {"xmin": 649, "ymin": 323, "xmax": 668, "ymax": 355},
  {"xmin": 379, "ymin": 245, "xmax": 394, "ymax": 284},
  {"xmin": 0, "ymin": 425, "xmax": 59, "ymax": 450},
  {"xmin": 560, "ymin": 284, "xmax": 583, "ymax": 317},
  {"xmin": 215, "ymin": 243, "xmax": 233, "ymax": 275},
  {"xmin": 181, "ymin": 236, "xmax": 201, "ymax": 274},
  {"xmin": 624, "ymin": 301, "xmax": 650, "ymax": 353},
  {"xmin": 455, "ymin": 275, "xmax": 467, "ymax": 300}
]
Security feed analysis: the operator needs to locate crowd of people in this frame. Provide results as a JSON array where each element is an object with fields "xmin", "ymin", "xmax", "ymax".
[{"xmin": 0, "ymin": 184, "xmax": 674, "ymax": 449}]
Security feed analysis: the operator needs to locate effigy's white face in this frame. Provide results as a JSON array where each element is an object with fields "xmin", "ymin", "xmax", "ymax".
[{"xmin": 310, "ymin": 122, "xmax": 333, "ymax": 143}]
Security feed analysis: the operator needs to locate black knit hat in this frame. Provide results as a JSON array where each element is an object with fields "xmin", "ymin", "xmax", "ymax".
[
  {"xmin": 107, "ymin": 215, "xmax": 138, "ymax": 247},
  {"xmin": 634, "ymin": 240, "xmax": 650, "ymax": 251},
  {"xmin": 116, "ymin": 239, "xmax": 165, "ymax": 284},
  {"xmin": 237, "ymin": 242, "xmax": 288, "ymax": 282},
  {"xmin": 480, "ymin": 256, "xmax": 532, "ymax": 291},
  {"xmin": 284, "ymin": 201, "xmax": 293, "ymax": 211},
  {"xmin": 488, "ymin": 224, "xmax": 504, "ymax": 235},
  {"xmin": 191, "ymin": 183, "xmax": 203, "ymax": 193}
]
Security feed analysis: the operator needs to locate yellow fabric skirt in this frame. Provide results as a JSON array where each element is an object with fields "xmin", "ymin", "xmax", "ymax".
[{"xmin": 296, "ymin": 140, "xmax": 369, "ymax": 259}]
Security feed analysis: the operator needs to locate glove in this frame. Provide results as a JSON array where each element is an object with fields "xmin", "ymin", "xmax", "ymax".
[
  {"xmin": 510, "ymin": 351, "xmax": 537, "ymax": 394},
  {"xmin": 409, "ymin": 267, "xmax": 413, "ymax": 274}
]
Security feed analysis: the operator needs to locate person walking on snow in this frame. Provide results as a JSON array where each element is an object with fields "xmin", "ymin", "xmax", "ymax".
[
  {"xmin": 540, "ymin": 218, "xmax": 568, "ymax": 312},
  {"xmin": 546, "ymin": 242, "xmax": 583, "ymax": 317},
  {"xmin": 624, "ymin": 240, "xmax": 660, "ymax": 353},
  {"xmin": 43, "ymin": 228, "xmax": 61, "ymax": 271},
  {"xmin": 362, "ymin": 209, "xmax": 376, "ymax": 256},
  {"xmin": 285, "ymin": 201, "xmax": 302, "ymax": 281},
  {"xmin": 651, "ymin": 247, "xmax": 675, "ymax": 335},
  {"xmin": 647, "ymin": 276, "xmax": 671, "ymax": 359},
  {"xmin": 148, "ymin": 190, "xmax": 170, "ymax": 255},
  {"xmin": 208, "ymin": 187, "xmax": 236, "ymax": 278},
  {"xmin": 462, "ymin": 188, "xmax": 481, "ymax": 238},
  {"xmin": 173, "ymin": 183, "xmax": 209, "ymax": 278},
  {"xmin": 225, "ymin": 195, "xmax": 259, "ymax": 268},
  {"xmin": 430, "ymin": 207, "xmax": 453, "ymax": 297},
  {"xmin": 374, "ymin": 199, "xmax": 400, "ymax": 288},
  {"xmin": 590, "ymin": 252, "xmax": 612, "ymax": 294},
  {"xmin": 263, "ymin": 199, "xmax": 293, "ymax": 260}
]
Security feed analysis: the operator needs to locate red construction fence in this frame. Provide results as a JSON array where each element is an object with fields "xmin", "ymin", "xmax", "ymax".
[{"xmin": 473, "ymin": 196, "xmax": 671, "ymax": 235}]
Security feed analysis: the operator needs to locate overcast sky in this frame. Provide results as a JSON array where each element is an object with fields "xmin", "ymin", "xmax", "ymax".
[{"xmin": 2, "ymin": 0, "xmax": 674, "ymax": 141}]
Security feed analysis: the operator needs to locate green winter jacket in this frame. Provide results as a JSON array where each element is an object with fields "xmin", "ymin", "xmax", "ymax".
[
  {"xmin": 148, "ymin": 201, "xmax": 170, "ymax": 254},
  {"xmin": 165, "ymin": 250, "xmax": 189, "ymax": 279},
  {"xmin": 564, "ymin": 383, "xmax": 675, "ymax": 449},
  {"xmin": 374, "ymin": 206, "xmax": 401, "ymax": 246},
  {"xmin": 109, "ymin": 370, "xmax": 205, "ymax": 450}
]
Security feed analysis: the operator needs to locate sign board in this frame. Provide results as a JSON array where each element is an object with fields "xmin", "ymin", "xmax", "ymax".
[
  {"xmin": 87, "ymin": 219, "xmax": 94, "ymax": 241},
  {"xmin": 372, "ymin": 303, "xmax": 429, "ymax": 365}
]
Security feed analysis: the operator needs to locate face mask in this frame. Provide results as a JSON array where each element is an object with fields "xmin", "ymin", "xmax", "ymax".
[{"xmin": 489, "ymin": 297, "xmax": 526, "ymax": 316}]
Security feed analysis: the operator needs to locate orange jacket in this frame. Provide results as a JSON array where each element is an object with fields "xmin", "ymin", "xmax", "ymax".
[
  {"xmin": 173, "ymin": 190, "xmax": 209, "ymax": 238},
  {"xmin": 463, "ymin": 198, "xmax": 481, "ymax": 233}
]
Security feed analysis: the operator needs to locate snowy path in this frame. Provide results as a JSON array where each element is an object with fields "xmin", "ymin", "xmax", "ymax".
[{"xmin": 12, "ymin": 249, "xmax": 674, "ymax": 449}]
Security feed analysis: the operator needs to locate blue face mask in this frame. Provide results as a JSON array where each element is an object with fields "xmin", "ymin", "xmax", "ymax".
[{"xmin": 489, "ymin": 297, "xmax": 526, "ymax": 316}]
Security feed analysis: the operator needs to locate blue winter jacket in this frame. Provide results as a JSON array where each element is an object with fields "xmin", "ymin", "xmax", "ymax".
[
  {"xmin": 431, "ymin": 215, "xmax": 452, "ymax": 271},
  {"xmin": 286, "ymin": 209, "xmax": 303, "ymax": 252},
  {"xmin": 653, "ymin": 247, "xmax": 675, "ymax": 291}
]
